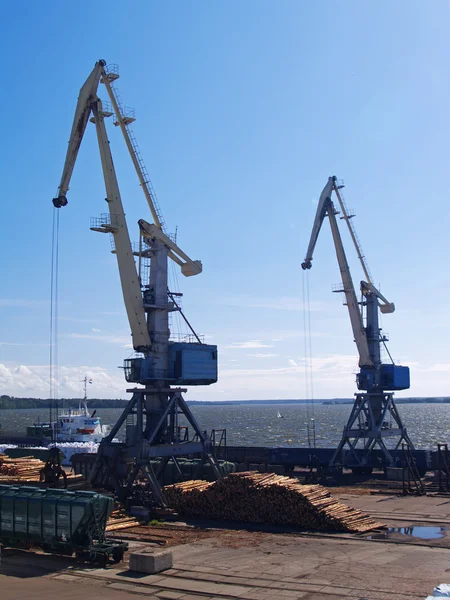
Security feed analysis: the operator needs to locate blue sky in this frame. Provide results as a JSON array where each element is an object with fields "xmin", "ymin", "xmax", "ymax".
[{"xmin": 1, "ymin": 1, "xmax": 450, "ymax": 400}]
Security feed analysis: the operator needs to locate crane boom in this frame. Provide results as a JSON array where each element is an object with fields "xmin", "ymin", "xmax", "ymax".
[
  {"xmin": 301, "ymin": 177, "xmax": 334, "ymax": 271},
  {"xmin": 302, "ymin": 177, "xmax": 372, "ymax": 367},
  {"xmin": 52, "ymin": 60, "xmax": 151, "ymax": 352},
  {"xmin": 53, "ymin": 61, "xmax": 105, "ymax": 207},
  {"xmin": 327, "ymin": 202, "xmax": 372, "ymax": 368},
  {"xmin": 91, "ymin": 101, "xmax": 151, "ymax": 351}
]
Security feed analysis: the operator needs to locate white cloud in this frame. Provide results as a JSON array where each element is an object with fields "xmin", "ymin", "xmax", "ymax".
[
  {"xmin": 220, "ymin": 354, "xmax": 357, "ymax": 380},
  {"xmin": 207, "ymin": 354, "xmax": 359, "ymax": 400},
  {"xmin": 307, "ymin": 355, "xmax": 358, "ymax": 373},
  {"xmin": 69, "ymin": 333, "xmax": 131, "ymax": 347},
  {"xmin": 226, "ymin": 340, "xmax": 274, "ymax": 349},
  {"xmin": 2, "ymin": 353, "xmax": 448, "ymax": 402},
  {"xmin": 92, "ymin": 328, "xmax": 101, "ymax": 333},
  {"xmin": 0, "ymin": 363, "xmax": 126, "ymax": 399},
  {"xmin": 247, "ymin": 353, "xmax": 279, "ymax": 358}
]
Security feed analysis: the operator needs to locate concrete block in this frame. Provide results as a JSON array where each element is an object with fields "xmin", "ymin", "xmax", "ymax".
[
  {"xmin": 129, "ymin": 549, "xmax": 173, "ymax": 574},
  {"xmin": 386, "ymin": 467, "xmax": 408, "ymax": 481}
]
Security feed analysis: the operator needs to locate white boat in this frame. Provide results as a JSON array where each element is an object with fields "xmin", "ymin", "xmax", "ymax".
[
  {"xmin": 25, "ymin": 378, "xmax": 114, "ymax": 465},
  {"xmin": 277, "ymin": 410, "xmax": 284, "ymax": 419},
  {"xmin": 27, "ymin": 378, "xmax": 111, "ymax": 444},
  {"xmin": 53, "ymin": 403, "xmax": 111, "ymax": 443}
]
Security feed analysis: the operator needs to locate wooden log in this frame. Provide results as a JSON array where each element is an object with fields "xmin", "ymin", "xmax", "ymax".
[{"xmin": 106, "ymin": 521, "xmax": 142, "ymax": 532}]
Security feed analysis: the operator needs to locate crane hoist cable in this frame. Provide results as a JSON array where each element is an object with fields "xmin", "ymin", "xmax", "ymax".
[
  {"xmin": 49, "ymin": 207, "xmax": 61, "ymax": 441},
  {"xmin": 305, "ymin": 271, "xmax": 315, "ymax": 408},
  {"xmin": 302, "ymin": 269, "xmax": 316, "ymax": 448}
]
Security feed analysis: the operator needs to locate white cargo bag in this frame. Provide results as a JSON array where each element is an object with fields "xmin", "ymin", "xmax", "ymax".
[{"xmin": 433, "ymin": 583, "xmax": 450, "ymax": 597}]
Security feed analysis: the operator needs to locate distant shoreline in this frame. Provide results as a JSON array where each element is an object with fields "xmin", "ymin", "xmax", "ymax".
[
  {"xmin": 0, "ymin": 396, "xmax": 449, "ymax": 409},
  {"xmin": 189, "ymin": 398, "xmax": 450, "ymax": 405}
]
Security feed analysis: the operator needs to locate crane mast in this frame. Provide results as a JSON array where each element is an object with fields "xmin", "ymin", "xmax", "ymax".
[
  {"xmin": 52, "ymin": 59, "xmax": 222, "ymax": 504},
  {"xmin": 302, "ymin": 176, "xmax": 413, "ymax": 470},
  {"xmin": 303, "ymin": 178, "xmax": 372, "ymax": 368}
]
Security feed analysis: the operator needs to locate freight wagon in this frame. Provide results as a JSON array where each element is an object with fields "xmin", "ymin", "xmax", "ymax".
[{"xmin": 0, "ymin": 485, "xmax": 128, "ymax": 565}]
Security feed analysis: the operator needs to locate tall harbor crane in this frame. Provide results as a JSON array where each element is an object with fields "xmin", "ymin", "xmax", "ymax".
[
  {"xmin": 302, "ymin": 176, "xmax": 413, "ymax": 470},
  {"xmin": 52, "ymin": 59, "xmax": 222, "ymax": 504}
]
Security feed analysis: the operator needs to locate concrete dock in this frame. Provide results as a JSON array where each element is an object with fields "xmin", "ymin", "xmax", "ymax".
[{"xmin": 2, "ymin": 492, "xmax": 450, "ymax": 599}]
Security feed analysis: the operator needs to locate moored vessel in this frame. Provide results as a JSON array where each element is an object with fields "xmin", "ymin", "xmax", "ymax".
[{"xmin": 27, "ymin": 378, "xmax": 111, "ymax": 443}]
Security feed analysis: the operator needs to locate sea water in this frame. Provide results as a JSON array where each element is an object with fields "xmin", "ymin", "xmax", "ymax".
[{"xmin": 0, "ymin": 402, "xmax": 448, "ymax": 449}]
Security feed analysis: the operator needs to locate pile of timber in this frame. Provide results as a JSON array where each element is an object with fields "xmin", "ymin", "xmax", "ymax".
[
  {"xmin": 164, "ymin": 471, "xmax": 384, "ymax": 533},
  {"xmin": 106, "ymin": 506, "xmax": 142, "ymax": 533},
  {"xmin": 0, "ymin": 454, "xmax": 84, "ymax": 487},
  {"xmin": 0, "ymin": 455, "xmax": 46, "ymax": 480}
]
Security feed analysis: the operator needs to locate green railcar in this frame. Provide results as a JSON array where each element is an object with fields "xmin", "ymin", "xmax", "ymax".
[{"xmin": 0, "ymin": 484, "xmax": 128, "ymax": 564}]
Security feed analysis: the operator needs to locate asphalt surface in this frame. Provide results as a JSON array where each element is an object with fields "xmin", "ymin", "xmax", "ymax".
[{"xmin": 2, "ymin": 492, "xmax": 450, "ymax": 599}]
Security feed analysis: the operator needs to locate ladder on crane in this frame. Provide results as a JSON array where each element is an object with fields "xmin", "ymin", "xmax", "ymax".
[{"xmin": 101, "ymin": 65, "xmax": 166, "ymax": 232}]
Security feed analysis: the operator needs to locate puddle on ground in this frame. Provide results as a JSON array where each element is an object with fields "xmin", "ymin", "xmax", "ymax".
[{"xmin": 367, "ymin": 526, "xmax": 445, "ymax": 541}]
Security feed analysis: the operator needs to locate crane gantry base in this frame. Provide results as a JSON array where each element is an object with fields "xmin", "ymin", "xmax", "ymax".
[
  {"xmin": 89, "ymin": 386, "xmax": 223, "ymax": 505},
  {"xmin": 330, "ymin": 391, "xmax": 414, "ymax": 471}
]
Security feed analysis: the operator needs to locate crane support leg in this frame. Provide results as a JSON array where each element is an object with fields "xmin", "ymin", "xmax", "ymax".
[
  {"xmin": 89, "ymin": 387, "xmax": 223, "ymax": 504},
  {"xmin": 330, "ymin": 391, "xmax": 414, "ymax": 470}
]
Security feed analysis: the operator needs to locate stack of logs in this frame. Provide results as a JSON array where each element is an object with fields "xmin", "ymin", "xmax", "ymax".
[
  {"xmin": 0, "ymin": 455, "xmax": 46, "ymax": 481},
  {"xmin": 106, "ymin": 506, "xmax": 142, "ymax": 533},
  {"xmin": 0, "ymin": 454, "xmax": 84, "ymax": 487},
  {"xmin": 164, "ymin": 471, "xmax": 384, "ymax": 533}
]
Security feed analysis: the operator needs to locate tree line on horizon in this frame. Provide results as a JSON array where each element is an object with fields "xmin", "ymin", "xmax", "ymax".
[
  {"xmin": 0, "ymin": 395, "xmax": 449, "ymax": 409},
  {"xmin": 0, "ymin": 395, "xmax": 128, "ymax": 409}
]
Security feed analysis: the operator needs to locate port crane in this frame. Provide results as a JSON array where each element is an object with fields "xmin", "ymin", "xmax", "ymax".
[
  {"xmin": 302, "ymin": 176, "xmax": 413, "ymax": 470},
  {"xmin": 52, "ymin": 59, "xmax": 222, "ymax": 504}
]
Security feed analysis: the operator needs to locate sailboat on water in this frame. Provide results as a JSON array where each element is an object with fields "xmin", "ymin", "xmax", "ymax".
[{"xmin": 277, "ymin": 410, "xmax": 284, "ymax": 419}]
